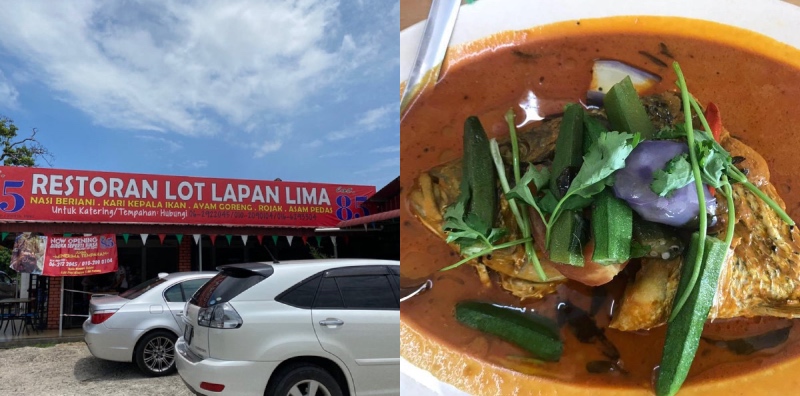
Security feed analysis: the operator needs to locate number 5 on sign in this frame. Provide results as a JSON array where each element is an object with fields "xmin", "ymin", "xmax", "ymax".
[
  {"xmin": 0, "ymin": 180, "xmax": 25, "ymax": 213},
  {"xmin": 354, "ymin": 196, "xmax": 370, "ymax": 218}
]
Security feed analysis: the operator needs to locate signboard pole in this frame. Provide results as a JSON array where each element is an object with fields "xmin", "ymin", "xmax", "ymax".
[
  {"xmin": 59, "ymin": 276, "xmax": 64, "ymax": 337},
  {"xmin": 199, "ymin": 238, "xmax": 203, "ymax": 271}
]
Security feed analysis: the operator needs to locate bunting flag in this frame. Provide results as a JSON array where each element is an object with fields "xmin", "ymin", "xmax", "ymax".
[
  {"xmin": 209, "ymin": 234, "xmax": 217, "ymax": 245},
  {"xmin": 1, "ymin": 232, "xmax": 7, "ymax": 241},
  {"xmin": 330, "ymin": 236, "xmax": 337, "ymax": 246},
  {"xmin": 140, "ymin": 234, "xmax": 149, "ymax": 244},
  {"xmin": 315, "ymin": 236, "xmax": 322, "ymax": 246},
  {"xmin": 84, "ymin": 233, "xmax": 92, "ymax": 236},
  {"xmin": 122, "ymin": 233, "xmax": 130, "ymax": 243},
  {"xmin": 272, "ymin": 235, "xmax": 278, "ymax": 245},
  {"xmin": 193, "ymin": 234, "xmax": 201, "ymax": 244},
  {"xmin": 64, "ymin": 233, "xmax": 72, "ymax": 237},
  {"xmin": 301, "ymin": 236, "xmax": 308, "ymax": 245},
  {"xmin": 256, "ymin": 235, "xmax": 264, "ymax": 244},
  {"xmin": 158, "ymin": 234, "xmax": 166, "ymax": 244},
  {"xmin": 225, "ymin": 235, "xmax": 232, "ymax": 245},
  {"xmin": 287, "ymin": 236, "xmax": 294, "ymax": 246},
  {"xmin": 241, "ymin": 235, "xmax": 249, "ymax": 245},
  {"xmin": 176, "ymin": 234, "xmax": 183, "ymax": 244}
]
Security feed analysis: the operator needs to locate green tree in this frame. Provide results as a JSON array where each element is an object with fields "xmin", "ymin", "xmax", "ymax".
[
  {"xmin": 1, "ymin": 116, "xmax": 53, "ymax": 166},
  {"xmin": 0, "ymin": 246, "xmax": 11, "ymax": 273}
]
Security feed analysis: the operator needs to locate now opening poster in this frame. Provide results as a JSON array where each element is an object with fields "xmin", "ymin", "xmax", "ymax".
[{"xmin": 10, "ymin": 233, "xmax": 118, "ymax": 277}]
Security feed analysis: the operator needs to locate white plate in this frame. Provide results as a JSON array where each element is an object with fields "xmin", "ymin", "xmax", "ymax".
[{"xmin": 400, "ymin": 0, "xmax": 800, "ymax": 394}]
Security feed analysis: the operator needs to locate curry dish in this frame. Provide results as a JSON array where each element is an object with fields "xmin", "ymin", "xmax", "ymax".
[{"xmin": 400, "ymin": 16, "xmax": 800, "ymax": 396}]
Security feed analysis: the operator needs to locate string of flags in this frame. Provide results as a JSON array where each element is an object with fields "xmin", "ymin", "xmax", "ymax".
[{"xmin": 0, "ymin": 231, "xmax": 348, "ymax": 246}]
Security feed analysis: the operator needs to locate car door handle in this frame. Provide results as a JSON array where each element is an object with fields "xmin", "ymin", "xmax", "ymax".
[{"xmin": 319, "ymin": 318, "xmax": 344, "ymax": 327}]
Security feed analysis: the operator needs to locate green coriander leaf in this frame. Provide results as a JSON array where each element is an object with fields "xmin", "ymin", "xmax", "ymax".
[
  {"xmin": 487, "ymin": 228, "xmax": 508, "ymax": 244},
  {"xmin": 560, "ymin": 195, "xmax": 595, "ymax": 211},
  {"xmin": 567, "ymin": 131, "xmax": 636, "ymax": 199},
  {"xmin": 528, "ymin": 164, "xmax": 551, "ymax": 190},
  {"xmin": 651, "ymin": 153, "xmax": 694, "ymax": 197},
  {"xmin": 538, "ymin": 189, "xmax": 559, "ymax": 214},
  {"xmin": 506, "ymin": 165, "xmax": 550, "ymax": 207}
]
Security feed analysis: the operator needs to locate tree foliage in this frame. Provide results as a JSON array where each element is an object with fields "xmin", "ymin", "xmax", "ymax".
[
  {"xmin": 1, "ymin": 116, "xmax": 53, "ymax": 167},
  {"xmin": 0, "ymin": 246, "xmax": 11, "ymax": 274}
]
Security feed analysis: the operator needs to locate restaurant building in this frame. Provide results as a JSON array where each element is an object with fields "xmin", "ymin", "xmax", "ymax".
[{"xmin": 0, "ymin": 166, "xmax": 397, "ymax": 330}]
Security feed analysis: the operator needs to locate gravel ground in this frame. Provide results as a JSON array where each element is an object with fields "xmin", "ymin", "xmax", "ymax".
[{"xmin": 0, "ymin": 342, "xmax": 194, "ymax": 396}]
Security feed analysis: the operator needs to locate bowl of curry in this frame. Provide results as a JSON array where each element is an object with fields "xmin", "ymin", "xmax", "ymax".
[{"xmin": 399, "ymin": 0, "xmax": 800, "ymax": 395}]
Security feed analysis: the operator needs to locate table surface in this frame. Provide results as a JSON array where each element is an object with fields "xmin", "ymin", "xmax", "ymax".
[{"xmin": 400, "ymin": 0, "xmax": 800, "ymax": 30}]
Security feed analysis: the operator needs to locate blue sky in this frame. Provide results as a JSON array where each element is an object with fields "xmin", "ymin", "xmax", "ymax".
[{"xmin": 0, "ymin": 0, "xmax": 399, "ymax": 190}]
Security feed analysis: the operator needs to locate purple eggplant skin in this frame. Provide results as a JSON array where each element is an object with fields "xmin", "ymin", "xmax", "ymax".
[{"xmin": 612, "ymin": 140, "xmax": 716, "ymax": 228}]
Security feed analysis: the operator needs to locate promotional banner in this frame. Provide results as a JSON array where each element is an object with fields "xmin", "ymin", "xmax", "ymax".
[
  {"xmin": 0, "ymin": 167, "xmax": 376, "ymax": 227},
  {"xmin": 10, "ymin": 233, "xmax": 118, "ymax": 276}
]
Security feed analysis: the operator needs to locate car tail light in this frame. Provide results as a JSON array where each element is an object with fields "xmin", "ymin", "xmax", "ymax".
[
  {"xmin": 200, "ymin": 382, "xmax": 225, "ymax": 392},
  {"xmin": 197, "ymin": 302, "xmax": 242, "ymax": 329},
  {"xmin": 90, "ymin": 310, "xmax": 117, "ymax": 324}
]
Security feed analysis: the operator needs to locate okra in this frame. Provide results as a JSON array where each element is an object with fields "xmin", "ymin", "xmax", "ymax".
[
  {"xmin": 456, "ymin": 300, "xmax": 563, "ymax": 362},
  {"xmin": 460, "ymin": 117, "xmax": 497, "ymax": 235},
  {"xmin": 604, "ymin": 76, "xmax": 656, "ymax": 139},
  {"xmin": 656, "ymin": 233, "xmax": 728, "ymax": 396},
  {"xmin": 582, "ymin": 113, "xmax": 608, "ymax": 154},
  {"xmin": 591, "ymin": 190, "xmax": 632, "ymax": 265},
  {"xmin": 548, "ymin": 210, "xmax": 587, "ymax": 266},
  {"xmin": 549, "ymin": 104, "xmax": 585, "ymax": 198}
]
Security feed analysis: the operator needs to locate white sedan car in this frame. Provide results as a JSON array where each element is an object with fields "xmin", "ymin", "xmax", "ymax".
[
  {"xmin": 83, "ymin": 271, "xmax": 216, "ymax": 376},
  {"xmin": 175, "ymin": 259, "xmax": 400, "ymax": 396}
]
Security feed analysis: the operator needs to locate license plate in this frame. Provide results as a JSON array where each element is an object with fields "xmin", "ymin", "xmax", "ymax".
[{"xmin": 184, "ymin": 324, "xmax": 193, "ymax": 345}]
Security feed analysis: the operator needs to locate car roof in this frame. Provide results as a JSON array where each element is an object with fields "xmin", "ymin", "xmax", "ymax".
[
  {"xmin": 160, "ymin": 271, "xmax": 218, "ymax": 281},
  {"xmin": 218, "ymin": 258, "xmax": 398, "ymax": 277}
]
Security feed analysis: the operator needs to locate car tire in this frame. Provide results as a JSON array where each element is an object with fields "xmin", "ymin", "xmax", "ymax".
[
  {"xmin": 265, "ymin": 363, "xmax": 344, "ymax": 396},
  {"xmin": 134, "ymin": 330, "xmax": 177, "ymax": 377}
]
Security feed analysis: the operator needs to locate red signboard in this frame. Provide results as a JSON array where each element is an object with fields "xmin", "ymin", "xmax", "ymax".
[
  {"xmin": 0, "ymin": 167, "xmax": 376, "ymax": 227},
  {"xmin": 10, "ymin": 233, "xmax": 118, "ymax": 277}
]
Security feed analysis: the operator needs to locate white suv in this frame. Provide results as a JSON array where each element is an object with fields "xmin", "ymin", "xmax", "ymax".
[{"xmin": 175, "ymin": 259, "xmax": 400, "ymax": 396}]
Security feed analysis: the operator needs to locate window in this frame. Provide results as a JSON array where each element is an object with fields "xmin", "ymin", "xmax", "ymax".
[
  {"xmin": 336, "ymin": 275, "xmax": 398, "ymax": 309},
  {"xmin": 120, "ymin": 277, "xmax": 167, "ymax": 300},
  {"xmin": 164, "ymin": 284, "xmax": 184, "ymax": 302},
  {"xmin": 180, "ymin": 278, "xmax": 210, "ymax": 302},
  {"xmin": 191, "ymin": 270, "xmax": 266, "ymax": 308},
  {"xmin": 164, "ymin": 278, "xmax": 211, "ymax": 303},
  {"xmin": 314, "ymin": 277, "xmax": 343, "ymax": 309},
  {"xmin": 277, "ymin": 275, "xmax": 321, "ymax": 308}
]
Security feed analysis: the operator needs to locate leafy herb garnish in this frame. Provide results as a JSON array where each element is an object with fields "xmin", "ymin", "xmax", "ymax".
[
  {"xmin": 544, "ymin": 131, "xmax": 638, "ymax": 246},
  {"xmin": 651, "ymin": 153, "xmax": 694, "ymax": 197}
]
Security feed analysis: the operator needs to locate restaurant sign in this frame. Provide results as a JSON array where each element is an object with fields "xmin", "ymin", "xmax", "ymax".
[
  {"xmin": 10, "ymin": 233, "xmax": 118, "ymax": 277},
  {"xmin": 0, "ymin": 167, "xmax": 376, "ymax": 227}
]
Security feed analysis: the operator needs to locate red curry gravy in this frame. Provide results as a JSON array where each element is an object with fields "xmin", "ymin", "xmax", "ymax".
[{"xmin": 400, "ymin": 16, "xmax": 800, "ymax": 393}]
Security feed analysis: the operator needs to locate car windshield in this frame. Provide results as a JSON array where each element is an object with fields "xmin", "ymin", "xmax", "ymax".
[{"xmin": 119, "ymin": 277, "xmax": 167, "ymax": 300}]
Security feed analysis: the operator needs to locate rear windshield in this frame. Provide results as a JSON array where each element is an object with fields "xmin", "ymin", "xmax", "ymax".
[
  {"xmin": 190, "ymin": 269, "xmax": 266, "ymax": 308},
  {"xmin": 120, "ymin": 277, "xmax": 167, "ymax": 300}
]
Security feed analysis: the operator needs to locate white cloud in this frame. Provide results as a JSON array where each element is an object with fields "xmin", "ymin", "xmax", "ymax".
[
  {"xmin": 181, "ymin": 160, "xmax": 209, "ymax": 169},
  {"xmin": 253, "ymin": 140, "xmax": 283, "ymax": 158},
  {"xmin": 0, "ymin": 70, "xmax": 19, "ymax": 109},
  {"xmin": 370, "ymin": 145, "xmax": 399, "ymax": 153},
  {"xmin": 318, "ymin": 151, "xmax": 351, "ymax": 158},
  {"xmin": 135, "ymin": 135, "xmax": 182, "ymax": 153},
  {"xmin": 327, "ymin": 103, "xmax": 395, "ymax": 141},
  {"xmin": 0, "ymin": 0, "xmax": 382, "ymax": 135}
]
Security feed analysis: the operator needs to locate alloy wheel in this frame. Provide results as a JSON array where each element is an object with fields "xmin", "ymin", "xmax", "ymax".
[
  {"xmin": 287, "ymin": 379, "xmax": 332, "ymax": 396},
  {"xmin": 142, "ymin": 335, "xmax": 175, "ymax": 373}
]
